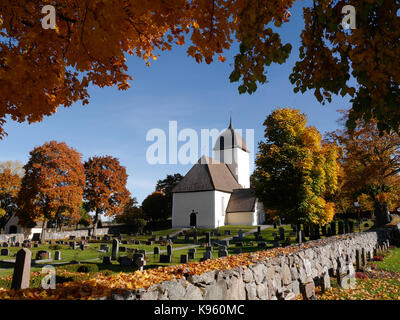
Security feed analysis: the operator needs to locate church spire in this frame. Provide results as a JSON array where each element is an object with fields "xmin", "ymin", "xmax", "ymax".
[{"xmin": 228, "ymin": 115, "xmax": 233, "ymax": 129}]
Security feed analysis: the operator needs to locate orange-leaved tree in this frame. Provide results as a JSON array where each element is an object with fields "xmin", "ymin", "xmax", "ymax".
[
  {"xmin": 327, "ymin": 114, "xmax": 400, "ymax": 226},
  {"xmin": 0, "ymin": 162, "xmax": 23, "ymax": 229},
  {"xmin": 83, "ymin": 156, "xmax": 130, "ymax": 233},
  {"xmin": 1, "ymin": 1, "xmax": 399, "ymax": 136},
  {"xmin": 17, "ymin": 141, "xmax": 85, "ymax": 237},
  {"xmin": 252, "ymin": 108, "xmax": 339, "ymax": 226}
]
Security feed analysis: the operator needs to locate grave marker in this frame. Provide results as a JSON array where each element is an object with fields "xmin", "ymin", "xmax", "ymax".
[{"xmin": 11, "ymin": 248, "xmax": 31, "ymax": 290}]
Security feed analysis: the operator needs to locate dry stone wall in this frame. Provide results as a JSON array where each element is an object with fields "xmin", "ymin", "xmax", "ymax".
[
  {"xmin": 41, "ymin": 228, "xmax": 109, "ymax": 240},
  {"xmin": 102, "ymin": 230, "xmax": 388, "ymax": 300},
  {"xmin": 0, "ymin": 233, "xmax": 25, "ymax": 243}
]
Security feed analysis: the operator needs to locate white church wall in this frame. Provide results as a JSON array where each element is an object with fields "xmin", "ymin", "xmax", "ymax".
[
  {"xmin": 172, "ymin": 191, "xmax": 216, "ymax": 228},
  {"xmin": 226, "ymin": 211, "xmax": 257, "ymax": 225},
  {"xmin": 214, "ymin": 191, "xmax": 231, "ymax": 228}
]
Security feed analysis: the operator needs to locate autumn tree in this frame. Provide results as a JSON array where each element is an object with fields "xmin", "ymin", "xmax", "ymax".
[
  {"xmin": 155, "ymin": 173, "xmax": 183, "ymax": 218},
  {"xmin": 1, "ymin": 1, "xmax": 399, "ymax": 137},
  {"xmin": 327, "ymin": 115, "xmax": 400, "ymax": 226},
  {"xmin": 0, "ymin": 161, "xmax": 23, "ymax": 229},
  {"xmin": 17, "ymin": 141, "xmax": 85, "ymax": 238},
  {"xmin": 142, "ymin": 191, "xmax": 169, "ymax": 221},
  {"xmin": 252, "ymin": 108, "xmax": 339, "ymax": 226},
  {"xmin": 83, "ymin": 156, "xmax": 130, "ymax": 234},
  {"xmin": 115, "ymin": 197, "xmax": 147, "ymax": 233}
]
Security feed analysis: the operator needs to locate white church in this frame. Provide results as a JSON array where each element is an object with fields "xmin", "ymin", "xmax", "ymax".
[{"xmin": 172, "ymin": 120, "xmax": 265, "ymax": 228}]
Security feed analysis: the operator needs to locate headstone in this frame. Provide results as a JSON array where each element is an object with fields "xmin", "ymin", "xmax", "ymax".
[
  {"xmin": 233, "ymin": 248, "xmax": 242, "ymax": 254},
  {"xmin": 11, "ymin": 248, "xmax": 31, "ymax": 290},
  {"xmin": 297, "ymin": 230, "xmax": 303, "ymax": 244},
  {"xmin": 111, "ymin": 239, "xmax": 119, "ymax": 260},
  {"xmin": 257, "ymin": 226, "xmax": 261, "ymax": 234},
  {"xmin": 218, "ymin": 249, "xmax": 228, "ymax": 258},
  {"xmin": 153, "ymin": 246, "xmax": 160, "ymax": 256},
  {"xmin": 330, "ymin": 221, "xmax": 336, "ymax": 235},
  {"xmin": 145, "ymin": 241, "xmax": 153, "ymax": 246},
  {"xmin": 279, "ymin": 227, "xmax": 285, "ymax": 241},
  {"xmin": 33, "ymin": 243, "xmax": 39, "ymax": 248},
  {"xmin": 202, "ymin": 251, "xmax": 212, "ymax": 261},
  {"xmin": 2, "ymin": 242, "xmax": 9, "ymax": 247},
  {"xmin": 338, "ymin": 221, "xmax": 344, "ymax": 234},
  {"xmin": 355, "ymin": 249, "xmax": 362, "ymax": 271},
  {"xmin": 361, "ymin": 248, "xmax": 367, "ymax": 267},
  {"xmin": 205, "ymin": 232, "xmax": 211, "ymax": 246},
  {"xmin": 119, "ymin": 246, "xmax": 126, "ymax": 252},
  {"xmin": 206, "ymin": 246, "xmax": 213, "ymax": 252},
  {"xmin": 236, "ymin": 242, "xmax": 243, "ymax": 247},
  {"xmin": 100, "ymin": 244, "xmax": 109, "ymax": 252},
  {"xmin": 119, "ymin": 256, "xmax": 133, "ymax": 267},
  {"xmin": 167, "ymin": 244, "xmax": 172, "ymax": 256},
  {"xmin": 273, "ymin": 223, "xmax": 277, "ymax": 229},
  {"xmin": 102, "ymin": 256, "xmax": 112, "ymax": 265},
  {"xmin": 159, "ymin": 254, "xmax": 171, "ymax": 263},
  {"xmin": 238, "ymin": 229, "xmax": 243, "ymax": 240},
  {"xmin": 224, "ymin": 230, "xmax": 231, "ymax": 236},
  {"xmin": 1, "ymin": 248, "xmax": 9, "ymax": 256},
  {"xmin": 180, "ymin": 254, "xmax": 188, "ymax": 263},
  {"xmin": 80, "ymin": 243, "xmax": 85, "ymax": 250},
  {"xmin": 54, "ymin": 251, "xmax": 61, "ymax": 261},
  {"xmin": 258, "ymin": 242, "xmax": 267, "ymax": 248},
  {"xmin": 193, "ymin": 234, "xmax": 198, "ymax": 244},
  {"xmin": 220, "ymin": 240, "xmax": 229, "ymax": 246}
]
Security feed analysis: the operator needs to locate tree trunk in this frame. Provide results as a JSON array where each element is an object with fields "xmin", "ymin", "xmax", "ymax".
[
  {"xmin": 374, "ymin": 201, "xmax": 392, "ymax": 227},
  {"xmin": 92, "ymin": 210, "xmax": 98, "ymax": 236},
  {"xmin": 40, "ymin": 218, "xmax": 47, "ymax": 242}
]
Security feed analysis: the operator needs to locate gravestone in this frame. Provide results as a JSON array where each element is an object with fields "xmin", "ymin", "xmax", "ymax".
[
  {"xmin": 224, "ymin": 230, "xmax": 231, "ymax": 236},
  {"xmin": 273, "ymin": 223, "xmax": 277, "ymax": 229},
  {"xmin": 54, "ymin": 251, "xmax": 61, "ymax": 261},
  {"xmin": 257, "ymin": 226, "xmax": 261, "ymax": 234},
  {"xmin": 102, "ymin": 256, "xmax": 112, "ymax": 265},
  {"xmin": 206, "ymin": 246, "xmax": 213, "ymax": 252},
  {"xmin": 159, "ymin": 254, "xmax": 171, "ymax": 263},
  {"xmin": 205, "ymin": 232, "xmax": 211, "ymax": 246},
  {"xmin": 184, "ymin": 235, "xmax": 190, "ymax": 242},
  {"xmin": 220, "ymin": 240, "xmax": 229, "ymax": 246},
  {"xmin": 238, "ymin": 229, "xmax": 243, "ymax": 240},
  {"xmin": 361, "ymin": 248, "xmax": 367, "ymax": 267},
  {"xmin": 188, "ymin": 249, "xmax": 195, "ymax": 260},
  {"xmin": 330, "ymin": 221, "xmax": 336, "ymax": 235},
  {"xmin": 1, "ymin": 248, "xmax": 9, "ymax": 256},
  {"xmin": 321, "ymin": 225, "xmax": 327, "ymax": 236},
  {"xmin": 33, "ymin": 243, "xmax": 39, "ymax": 248},
  {"xmin": 180, "ymin": 254, "xmax": 188, "ymax": 263},
  {"xmin": 167, "ymin": 244, "xmax": 172, "ymax": 256},
  {"xmin": 338, "ymin": 221, "xmax": 344, "ymax": 234},
  {"xmin": 100, "ymin": 244, "xmax": 109, "ymax": 252},
  {"xmin": 153, "ymin": 246, "xmax": 160, "ymax": 256},
  {"xmin": 11, "ymin": 248, "xmax": 31, "ymax": 290},
  {"xmin": 193, "ymin": 234, "xmax": 198, "ymax": 244},
  {"xmin": 233, "ymin": 248, "xmax": 242, "ymax": 254},
  {"xmin": 273, "ymin": 239, "xmax": 280, "ymax": 247},
  {"xmin": 218, "ymin": 249, "xmax": 228, "ymax": 258},
  {"xmin": 202, "ymin": 251, "xmax": 212, "ymax": 261},
  {"xmin": 119, "ymin": 256, "xmax": 133, "ymax": 267},
  {"xmin": 236, "ymin": 242, "xmax": 243, "ymax": 247},
  {"xmin": 2, "ymin": 242, "xmax": 9, "ymax": 247},
  {"xmin": 119, "ymin": 246, "xmax": 126, "ymax": 252},
  {"xmin": 279, "ymin": 227, "xmax": 285, "ymax": 241},
  {"xmin": 257, "ymin": 242, "xmax": 267, "ymax": 248},
  {"xmin": 111, "ymin": 239, "xmax": 119, "ymax": 260},
  {"xmin": 296, "ymin": 230, "xmax": 303, "ymax": 244},
  {"xmin": 80, "ymin": 243, "xmax": 85, "ymax": 250},
  {"xmin": 355, "ymin": 249, "xmax": 362, "ymax": 271},
  {"xmin": 146, "ymin": 241, "xmax": 153, "ymax": 246}
]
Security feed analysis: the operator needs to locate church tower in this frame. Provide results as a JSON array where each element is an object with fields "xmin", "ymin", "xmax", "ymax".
[{"xmin": 213, "ymin": 118, "xmax": 250, "ymax": 188}]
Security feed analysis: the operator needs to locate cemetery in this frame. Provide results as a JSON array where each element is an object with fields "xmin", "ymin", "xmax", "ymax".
[{"xmin": 1, "ymin": 217, "xmax": 398, "ymax": 300}]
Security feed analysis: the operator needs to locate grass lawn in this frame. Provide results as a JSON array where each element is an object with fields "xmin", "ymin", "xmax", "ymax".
[{"xmin": 317, "ymin": 247, "xmax": 400, "ymax": 300}]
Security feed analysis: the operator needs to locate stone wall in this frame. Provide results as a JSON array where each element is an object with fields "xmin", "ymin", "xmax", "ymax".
[
  {"xmin": 42, "ymin": 228, "xmax": 109, "ymax": 240},
  {"xmin": 102, "ymin": 230, "xmax": 389, "ymax": 300},
  {"xmin": 0, "ymin": 233, "xmax": 25, "ymax": 243}
]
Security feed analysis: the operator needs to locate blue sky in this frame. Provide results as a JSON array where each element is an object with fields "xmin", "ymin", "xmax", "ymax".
[{"xmin": 0, "ymin": 1, "xmax": 352, "ymax": 205}]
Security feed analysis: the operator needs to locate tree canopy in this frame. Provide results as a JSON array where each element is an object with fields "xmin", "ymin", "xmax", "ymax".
[
  {"xmin": 327, "ymin": 114, "xmax": 400, "ymax": 225},
  {"xmin": 142, "ymin": 191, "xmax": 169, "ymax": 221},
  {"xmin": 0, "ymin": 164, "xmax": 22, "ymax": 228},
  {"xmin": 16, "ymin": 141, "xmax": 85, "ymax": 230},
  {"xmin": 1, "ymin": 1, "xmax": 398, "ymax": 136},
  {"xmin": 83, "ymin": 155, "xmax": 130, "ymax": 230},
  {"xmin": 155, "ymin": 173, "xmax": 183, "ymax": 217},
  {"xmin": 252, "ymin": 108, "xmax": 339, "ymax": 226}
]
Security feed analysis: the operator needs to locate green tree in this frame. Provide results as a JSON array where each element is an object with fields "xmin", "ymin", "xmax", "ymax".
[
  {"xmin": 115, "ymin": 197, "xmax": 147, "ymax": 233},
  {"xmin": 252, "ymin": 108, "xmax": 339, "ymax": 226},
  {"xmin": 155, "ymin": 173, "xmax": 183, "ymax": 217},
  {"xmin": 142, "ymin": 191, "xmax": 169, "ymax": 221}
]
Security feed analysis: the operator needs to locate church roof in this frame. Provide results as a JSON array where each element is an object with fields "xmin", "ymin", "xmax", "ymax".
[
  {"xmin": 213, "ymin": 119, "xmax": 249, "ymax": 153},
  {"xmin": 226, "ymin": 188, "xmax": 257, "ymax": 213},
  {"xmin": 172, "ymin": 155, "xmax": 242, "ymax": 193}
]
